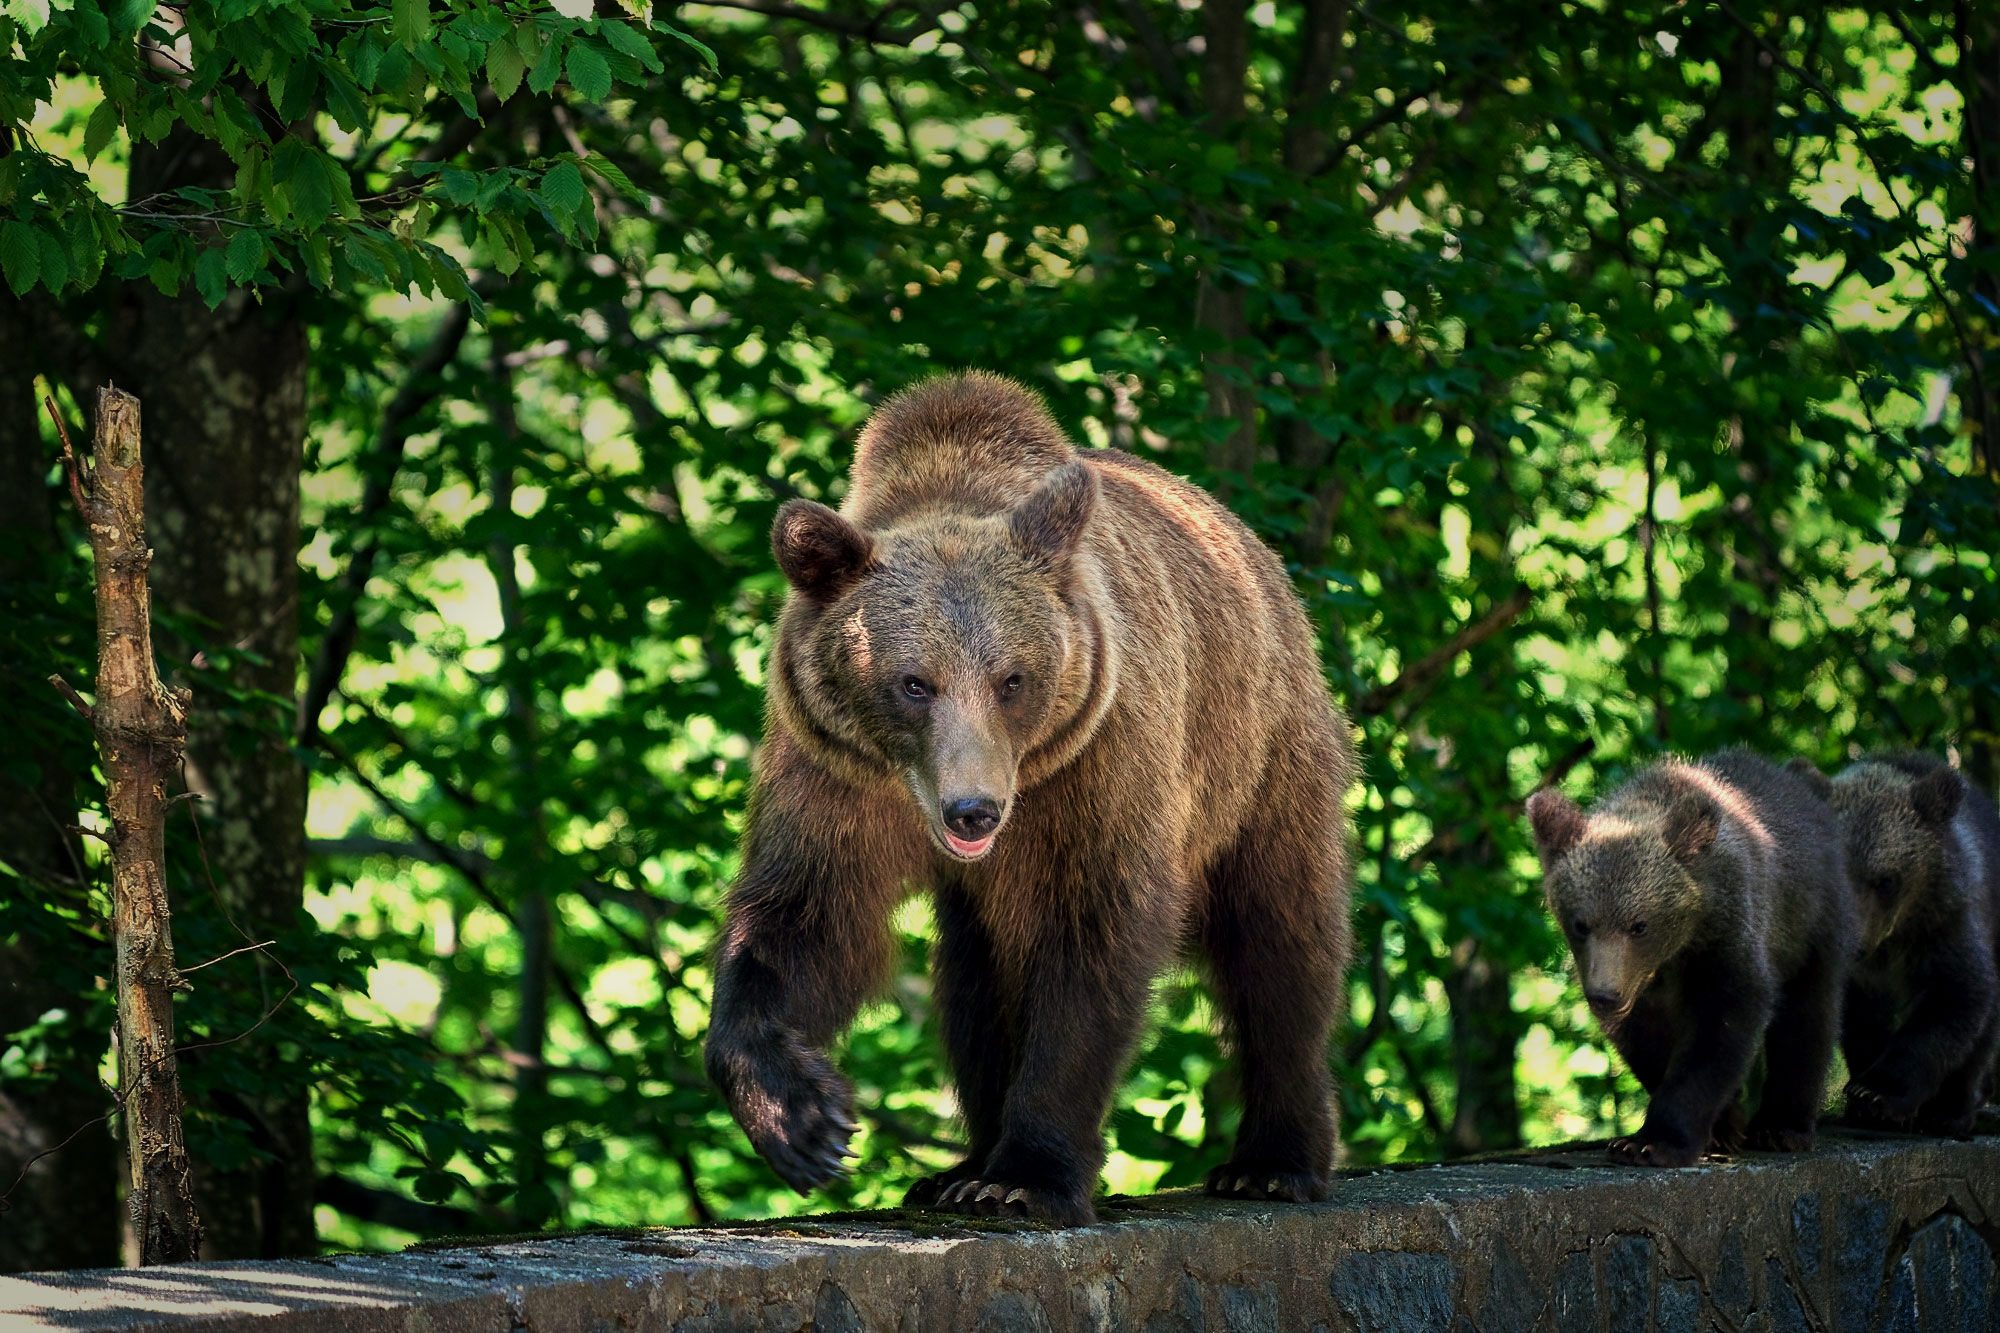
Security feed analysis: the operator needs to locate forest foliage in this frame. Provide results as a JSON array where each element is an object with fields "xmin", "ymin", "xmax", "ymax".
[{"xmin": 1, "ymin": 0, "xmax": 1995, "ymax": 1257}]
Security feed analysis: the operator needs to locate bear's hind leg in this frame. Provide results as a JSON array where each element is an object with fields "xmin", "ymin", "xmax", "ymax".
[
  {"xmin": 1746, "ymin": 940, "xmax": 1844, "ymax": 1153},
  {"xmin": 1199, "ymin": 751, "xmax": 1347, "ymax": 1203},
  {"xmin": 928, "ymin": 866, "xmax": 1173, "ymax": 1227},
  {"xmin": 904, "ymin": 884, "xmax": 1015, "ymax": 1208}
]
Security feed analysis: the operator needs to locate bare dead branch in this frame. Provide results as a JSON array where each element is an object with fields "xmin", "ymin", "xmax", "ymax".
[{"xmin": 1352, "ymin": 584, "xmax": 1533, "ymax": 716}]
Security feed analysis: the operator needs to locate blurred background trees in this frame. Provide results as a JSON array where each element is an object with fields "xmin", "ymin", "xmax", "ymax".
[{"xmin": 1, "ymin": 0, "xmax": 1993, "ymax": 1264}]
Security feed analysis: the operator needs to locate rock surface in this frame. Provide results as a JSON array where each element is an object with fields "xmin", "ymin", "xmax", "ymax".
[{"xmin": 5, "ymin": 1132, "xmax": 1997, "ymax": 1330}]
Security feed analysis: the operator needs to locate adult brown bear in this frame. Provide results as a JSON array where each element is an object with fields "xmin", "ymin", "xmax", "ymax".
[{"xmin": 704, "ymin": 372, "xmax": 1356, "ymax": 1225}]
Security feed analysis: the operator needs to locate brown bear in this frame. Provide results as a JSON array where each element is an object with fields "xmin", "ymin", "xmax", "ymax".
[
  {"xmin": 1788, "ymin": 753, "xmax": 2000, "ymax": 1137},
  {"xmin": 1526, "ymin": 749, "xmax": 1855, "ymax": 1166},
  {"xmin": 702, "ymin": 371, "xmax": 1356, "ymax": 1225}
]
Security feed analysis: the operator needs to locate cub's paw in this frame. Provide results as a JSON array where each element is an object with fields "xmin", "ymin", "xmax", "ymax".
[
  {"xmin": 1205, "ymin": 1163, "xmax": 1329, "ymax": 1204},
  {"xmin": 1744, "ymin": 1124, "xmax": 1815, "ymax": 1154},
  {"xmin": 704, "ymin": 1029, "xmax": 858, "ymax": 1193},
  {"xmin": 928, "ymin": 1177, "xmax": 1095, "ymax": 1227},
  {"xmin": 1607, "ymin": 1135, "xmax": 1702, "ymax": 1168},
  {"xmin": 1845, "ymin": 1081, "xmax": 1920, "ymax": 1130},
  {"xmin": 1914, "ymin": 1107, "xmax": 1978, "ymax": 1141},
  {"xmin": 1709, "ymin": 1101, "xmax": 1748, "ymax": 1155}
]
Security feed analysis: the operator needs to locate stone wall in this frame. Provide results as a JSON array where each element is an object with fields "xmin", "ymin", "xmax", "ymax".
[{"xmin": 5, "ymin": 1132, "xmax": 1997, "ymax": 1331}]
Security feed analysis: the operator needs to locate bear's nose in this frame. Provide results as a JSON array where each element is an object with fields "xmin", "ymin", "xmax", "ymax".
[
  {"xmin": 1584, "ymin": 988, "xmax": 1620, "ymax": 1014},
  {"xmin": 942, "ymin": 798, "xmax": 1001, "ymax": 840}
]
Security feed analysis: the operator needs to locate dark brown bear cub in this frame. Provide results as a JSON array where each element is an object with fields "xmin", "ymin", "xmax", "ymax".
[
  {"xmin": 703, "ymin": 372, "xmax": 1357, "ymax": 1225},
  {"xmin": 1789, "ymin": 753, "xmax": 2000, "ymax": 1137},
  {"xmin": 1526, "ymin": 750, "xmax": 1855, "ymax": 1166}
]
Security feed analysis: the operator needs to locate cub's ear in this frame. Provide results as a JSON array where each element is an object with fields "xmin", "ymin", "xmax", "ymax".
[
  {"xmin": 1785, "ymin": 757, "xmax": 1834, "ymax": 801},
  {"xmin": 1910, "ymin": 767, "xmax": 1965, "ymax": 828},
  {"xmin": 772, "ymin": 500, "xmax": 875, "ymax": 601},
  {"xmin": 1662, "ymin": 793, "xmax": 1720, "ymax": 862},
  {"xmin": 1526, "ymin": 789, "xmax": 1587, "ymax": 863},
  {"xmin": 1009, "ymin": 461, "xmax": 1099, "ymax": 571}
]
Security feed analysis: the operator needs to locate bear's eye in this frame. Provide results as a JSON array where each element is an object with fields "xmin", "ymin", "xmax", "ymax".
[
  {"xmin": 1630, "ymin": 921, "xmax": 1648, "ymax": 938},
  {"xmin": 1000, "ymin": 674, "xmax": 1023, "ymax": 698},
  {"xmin": 1571, "ymin": 919, "xmax": 1590, "ymax": 938},
  {"xmin": 901, "ymin": 676, "xmax": 931, "ymax": 701}
]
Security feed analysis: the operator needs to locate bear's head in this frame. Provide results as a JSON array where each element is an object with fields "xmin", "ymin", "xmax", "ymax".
[
  {"xmin": 1827, "ymin": 760, "xmax": 1964, "ymax": 945},
  {"xmin": 770, "ymin": 460, "xmax": 1100, "ymax": 861},
  {"xmin": 1527, "ymin": 785, "xmax": 1718, "ymax": 1028}
]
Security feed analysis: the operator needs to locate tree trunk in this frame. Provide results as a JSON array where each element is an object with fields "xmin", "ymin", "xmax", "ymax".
[
  {"xmin": 1954, "ymin": 0, "xmax": 2000, "ymax": 795},
  {"xmin": 121, "ymin": 128, "xmax": 316, "ymax": 1260},
  {"xmin": 65, "ymin": 387, "xmax": 205, "ymax": 1264},
  {"xmin": 1443, "ymin": 936, "xmax": 1521, "ymax": 1156},
  {"xmin": 0, "ymin": 324, "xmax": 120, "ymax": 1273},
  {"xmin": 1195, "ymin": 0, "xmax": 1258, "ymax": 480}
]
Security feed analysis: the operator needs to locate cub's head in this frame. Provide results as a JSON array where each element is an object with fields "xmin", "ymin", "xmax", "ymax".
[
  {"xmin": 1526, "ymin": 786, "xmax": 1718, "ymax": 1028},
  {"xmin": 1827, "ymin": 760, "xmax": 1963, "ymax": 941},
  {"xmin": 771, "ymin": 461, "xmax": 1099, "ymax": 861}
]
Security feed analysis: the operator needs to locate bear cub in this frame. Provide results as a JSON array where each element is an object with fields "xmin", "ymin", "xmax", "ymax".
[
  {"xmin": 1789, "ymin": 753, "xmax": 2000, "ymax": 1137},
  {"xmin": 1527, "ymin": 749, "xmax": 1856, "ymax": 1166}
]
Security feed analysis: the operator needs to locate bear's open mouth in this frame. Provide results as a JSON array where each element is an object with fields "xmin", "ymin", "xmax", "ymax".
[{"xmin": 942, "ymin": 829, "xmax": 997, "ymax": 859}]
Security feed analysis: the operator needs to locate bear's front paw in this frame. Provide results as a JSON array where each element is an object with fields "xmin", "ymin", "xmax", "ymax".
[
  {"xmin": 1607, "ymin": 1134, "xmax": 1702, "ymax": 1168},
  {"xmin": 705, "ymin": 1028, "xmax": 858, "ymax": 1193},
  {"xmin": 903, "ymin": 1163, "xmax": 983, "ymax": 1208},
  {"xmin": 1845, "ymin": 1081, "xmax": 1920, "ymax": 1129},
  {"xmin": 1744, "ymin": 1124, "xmax": 1815, "ymax": 1154},
  {"xmin": 1205, "ymin": 1162, "xmax": 1329, "ymax": 1203},
  {"xmin": 928, "ymin": 1177, "xmax": 1095, "ymax": 1227}
]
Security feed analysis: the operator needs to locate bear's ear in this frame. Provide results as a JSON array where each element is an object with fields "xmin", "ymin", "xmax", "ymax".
[
  {"xmin": 772, "ymin": 500, "xmax": 875, "ymax": 601},
  {"xmin": 1662, "ymin": 793, "xmax": 1720, "ymax": 863},
  {"xmin": 1526, "ymin": 789, "xmax": 1587, "ymax": 863},
  {"xmin": 1785, "ymin": 757, "xmax": 1834, "ymax": 801},
  {"xmin": 1910, "ymin": 768, "xmax": 1964, "ymax": 828},
  {"xmin": 1009, "ymin": 461, "xmax": 1099, "ymax": 572}
]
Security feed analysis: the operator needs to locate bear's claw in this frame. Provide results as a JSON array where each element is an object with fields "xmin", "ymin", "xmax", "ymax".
[
  {"xmin": 707, "ymin": 1027, "xmax": 859, "ymax": 1193},
  {"xmin": 923, "ymin": 1176, "xmax": 1093, "ymax": 1225},
  {"xmin": 1607, "ymin": 1135, "xmax": 1703, "ymax": 1168},
  {"xmin": 1204, "ymin": 1163, "xmax": 1327, "ymax": 1203}
]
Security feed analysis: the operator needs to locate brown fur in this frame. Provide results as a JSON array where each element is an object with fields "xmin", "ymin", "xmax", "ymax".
[
  {"xmin": 1527, "ymin": 749, "xmax": 1855, "ymax": 1166},
  {"xmin": 705, "ymin": 372, "xmax": 1357, "ymax": 1224},
  {"xmin": 1805, "ymin": 753, "xmax": 2000, "ymax": 1136}
]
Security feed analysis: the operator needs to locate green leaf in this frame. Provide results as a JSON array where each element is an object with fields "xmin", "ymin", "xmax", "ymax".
[
  {"xmin": 598, "ymin": 19, "xmax": 660, "ymax": 73},
  {"xmin": 540, "ymin": 161, "xmax": 587, "ymax": 217},
  {"xmin": 194, "ymin": 246, "xmax": 227, "ymax": 308},
  {"xmin": 391, "ymin": 0, "xmax": 430, "ymax": 52},
  {"xmin": 225, "ymin": 227, "xmax": 263, "ymax": 282},
  {"xmin": 527, "ymin": 30, "xmax": 565, "ymax": 94},
  {"xmin": 324, "ymin": 71, "xmax": 369, "ymax": 133},
  {"xmin": 4, "ymin": 0, "xmax": 51, "ymax": 38},
  {"xmin": 108, "ymin": 0, "xmax": 156, "ymax": 36},
  {"xmin": 36, "ymin": 228, "xmax": 70, "ymax": 293},
  {"xmin": 652, "ymin": 22, "xmax": 716, "ymax": 70},
  {"xmin": 83, "ymin": 100, "xmax": 121, "ymax": 165},
  {"xmin": 581, "ymin": 152, "xmax": 647, "ymax": 205},
  {"xmin": 487, "ymin": 38, "xmax": 526, "ymax": 102},
  {"xmin": 440, "ymin": 167, "xmax": 478, "ymax": 207},
  {"xmin": 0, "ymin": 222, "xmax": 39, "ymax": 296},
  {"xmin": 566, "ymin": 40, "xmax": 611, "ymax": 103}
]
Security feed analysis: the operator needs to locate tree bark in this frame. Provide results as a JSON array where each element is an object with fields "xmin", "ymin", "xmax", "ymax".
[
  {"xmin": 59, "ymin": 387, "xmax": 205, "ymax": 1264},
  {"xmin": 0, "ymin": 324, "xmax": 120, "ymax": 1273},
  {"xmin": 121, "ymin": 127, "xmax": 316, "ymax": 1260},
  {"xmin": 1443, "ymin": 936, "xmax": 1521, "ymax": 1156},
  {"xmin": 1195, "ymin": 0, "xmax": 1258, "ymax": 480}
]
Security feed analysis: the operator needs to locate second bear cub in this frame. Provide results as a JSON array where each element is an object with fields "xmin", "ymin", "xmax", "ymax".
[
  {"xmin": 1527, "ymin": 749, "xmax": 1855, "ymax": 1166},
  {"xmin": 1790, "ymin": 753, "xmax": 2000, "ymax": 1137}
]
